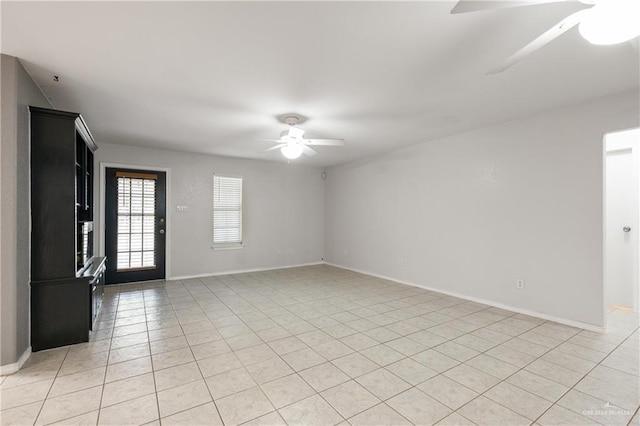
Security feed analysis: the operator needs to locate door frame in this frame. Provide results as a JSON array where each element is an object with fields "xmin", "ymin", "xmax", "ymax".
[
  {"xmin": 603, "ymin": 127, "xmax": 640, "ymax": 329},
  {"xmin": 99, "ymin": 162, "xmax": 172, "ymax": 280}
]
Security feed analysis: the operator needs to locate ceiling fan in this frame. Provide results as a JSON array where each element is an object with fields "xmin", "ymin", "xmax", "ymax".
[
  {"xmin": 263, "ymin": 115, "xmax": 345, "ymax": 160},
  {"xmin": 451, "ymin": 0, "xmax": 640, "ymax": 73}
]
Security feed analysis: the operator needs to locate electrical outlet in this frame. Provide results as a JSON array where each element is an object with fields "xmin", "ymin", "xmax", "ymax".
[{"xmin": 516, "ymin": 279, "xmax": 525, "ymax": 290}]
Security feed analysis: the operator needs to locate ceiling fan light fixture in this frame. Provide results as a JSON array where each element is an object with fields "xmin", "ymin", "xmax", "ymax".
[
  {"xmin": 578, "ymin": 1, "xmax": 640, "ymax": 45},
  {"xmin": 281, "ymin": 142, "xmax": 303, "ymax": 159}
]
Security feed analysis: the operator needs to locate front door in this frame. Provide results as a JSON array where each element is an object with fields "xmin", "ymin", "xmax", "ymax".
[{"xmin": 105, "ymin": 168, "xmax": 166, "ymax": 284}]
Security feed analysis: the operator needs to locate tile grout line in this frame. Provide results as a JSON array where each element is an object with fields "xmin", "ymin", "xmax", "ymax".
[
  {"xmin": 95, "ymin": 289, "xmax": 120, "ymax": 425},
  {"xmin": 30, "ymin": 345, "xmax": 71, "ymax": 426},
  {"xmin": 331, "ymin": 310, "xmax": 538, "ymax": 424},
  {"xmin": 628, "ymin": 405, "xmax": 640, "ymax": 426},
  {"xmin": 457, "ymin": 316, "xmax": 636, "ymax": 423},
  {"xmin": 430, "ymin": 320, "xmax": 585, "ymax": 425},
  {"xmin": 143, "ymin": 286, "xmax": 163, "ymax": 426},
  {"xmin": 530, "ymin": 322, "xmax": 640, "ymax": 426}
]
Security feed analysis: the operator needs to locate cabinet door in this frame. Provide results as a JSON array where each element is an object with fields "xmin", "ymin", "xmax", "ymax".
[
  {"xmin": 90, "ymin": 282, "xmax": 97, "ymax": 329},
  {"xmin": 76, "ymin": 135, "xmax": 94, "ymax": 222},
  {"xmin": 90, "ymin": 264, "xmax": 106, "ymax": 329},
  {"xmin": 31, "ymin": 278, "xmax": 90, "ymax": 351},
  {"xmin": 96, "ymin": 266, "xmax": 104, "ymax": 313},
  {"xmin": 30, "ymin": 112, "xmax": 77, "ymax": 281}
]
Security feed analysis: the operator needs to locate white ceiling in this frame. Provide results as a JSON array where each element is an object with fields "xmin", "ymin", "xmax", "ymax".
[{"xmin": 2, "ymin": 1, "xmax": 638, "ymax": 167}]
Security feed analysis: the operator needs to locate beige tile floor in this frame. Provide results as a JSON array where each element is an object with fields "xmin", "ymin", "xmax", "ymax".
[{"xmin": 1, "ymin": 265, "xmax": 639, "ymax": 426}]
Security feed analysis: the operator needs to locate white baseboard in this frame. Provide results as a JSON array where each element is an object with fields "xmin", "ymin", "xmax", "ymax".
[
  {"xmin": 0, "ymin": 346, "xmax": 31, "ymax": 376},
  {"xmin": 324, "ymin": 261, "xmax": 605, "ymax": 333},
  {"xmin": 168, "ymin": 261, "xmax": 324, "ymax": 281}
]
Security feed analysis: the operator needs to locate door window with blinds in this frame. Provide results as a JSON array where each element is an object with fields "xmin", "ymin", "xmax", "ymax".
[
  {"xmin": 213, "ymin": 175, "xmax": 243, "ymax": 247},
  {"xmin": 116, "ymin": 171, "xmax": 157, "ymax": 270}
]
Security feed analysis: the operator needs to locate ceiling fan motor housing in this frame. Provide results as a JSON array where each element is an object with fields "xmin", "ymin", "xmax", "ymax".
[{"xmin": 284, "ymin": 115, "xmax": 300, "ymax": 126}]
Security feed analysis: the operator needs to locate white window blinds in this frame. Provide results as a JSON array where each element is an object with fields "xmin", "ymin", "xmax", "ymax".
[
  {"xmin": 213, "ymin": 175, "xmax": 243, "ymax": 245},
  {"xmin": 116, "ymin": 172, "xmax": 157, "ymax": 270}
]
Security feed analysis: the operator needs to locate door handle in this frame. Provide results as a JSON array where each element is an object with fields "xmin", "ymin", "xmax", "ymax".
[
  {"xmin": 623, "ymin": 226, "xmax": 631, "ymax": 232},
  {"xmin": 159, "ymin": 229, "xmax": 165, "ymax": 234}
]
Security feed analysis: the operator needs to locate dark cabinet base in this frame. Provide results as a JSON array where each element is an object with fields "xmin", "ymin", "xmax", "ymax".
[
  {"xmin": 31, "ymin": 257, "xmax": 107, "ymax": 352},
  {"xmin": 31, "ymin": 279, "xmax": 90, "ymax": 351}
]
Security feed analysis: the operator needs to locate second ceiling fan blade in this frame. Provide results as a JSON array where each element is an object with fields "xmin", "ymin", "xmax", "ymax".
[
  {"xmin": 301, "ymin": 145, "xmax": 317, "ymax": 156},
  {"xmin": 262, "ymin": 144, "xmax": 286, "ymax": 153},
  {"xmin": 487, "ymin": 8, "xmax": 591, "ymax": 74},
  {"xmin": 451, "ymin": 0, "xmax": 578, "ymax": 14},
  {"xmin": 305, "ymin": 139, "xmax": 345, "ymax": 146}
]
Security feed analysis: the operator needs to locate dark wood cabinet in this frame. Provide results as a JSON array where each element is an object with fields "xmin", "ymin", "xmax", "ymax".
[{"xmin": 30, "ymin": 106, "xmax": 106, "ymax": 351}]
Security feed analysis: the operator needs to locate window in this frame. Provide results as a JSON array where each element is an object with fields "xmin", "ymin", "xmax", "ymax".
[
  {"xmin": 116, "ymin": 172, "xmax": 157, "ymax": 269},
  {"xmin": 213, "ymin": 174, "xmax": 243, "ymax": 247}
]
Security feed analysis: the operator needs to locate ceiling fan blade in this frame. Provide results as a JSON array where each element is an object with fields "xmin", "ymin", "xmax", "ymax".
[
  {"xmin": 262, "ymin": 144, "xmax": 286, "ymax": 153},
  {"xmin": 486, "ymin": 8, "xmax": 591, "ymax": 74},
  {"xmin": 305, "ymin": 139, "xmax": 345, "ymax": 146},
  {"xmin": 301, "ymin": 145, "xmax": 317, "ymax": 157},
  {"xmin": 451, "ymin": 0, "xmax": 578, "ymax": 14}
]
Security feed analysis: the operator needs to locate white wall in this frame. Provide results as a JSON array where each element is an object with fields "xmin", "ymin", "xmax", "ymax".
[
  {"xmin": 325, "ymin": 90, "xmax": 640, "ymax": 328},
  {"xmin": 94, "ymin": 143, "xmax": 325, "ymax": 279}
]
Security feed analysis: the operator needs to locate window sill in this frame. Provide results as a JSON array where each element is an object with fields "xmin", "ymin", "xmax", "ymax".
[{"xmin": 211, "ymin": 244, "xmax": 244, "ymax": 251}]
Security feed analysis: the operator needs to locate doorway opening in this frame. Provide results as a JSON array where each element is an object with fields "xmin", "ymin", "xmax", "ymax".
[{"xmin": 604, "ymin": 128, "xmax": 640, "ymax": 327}]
